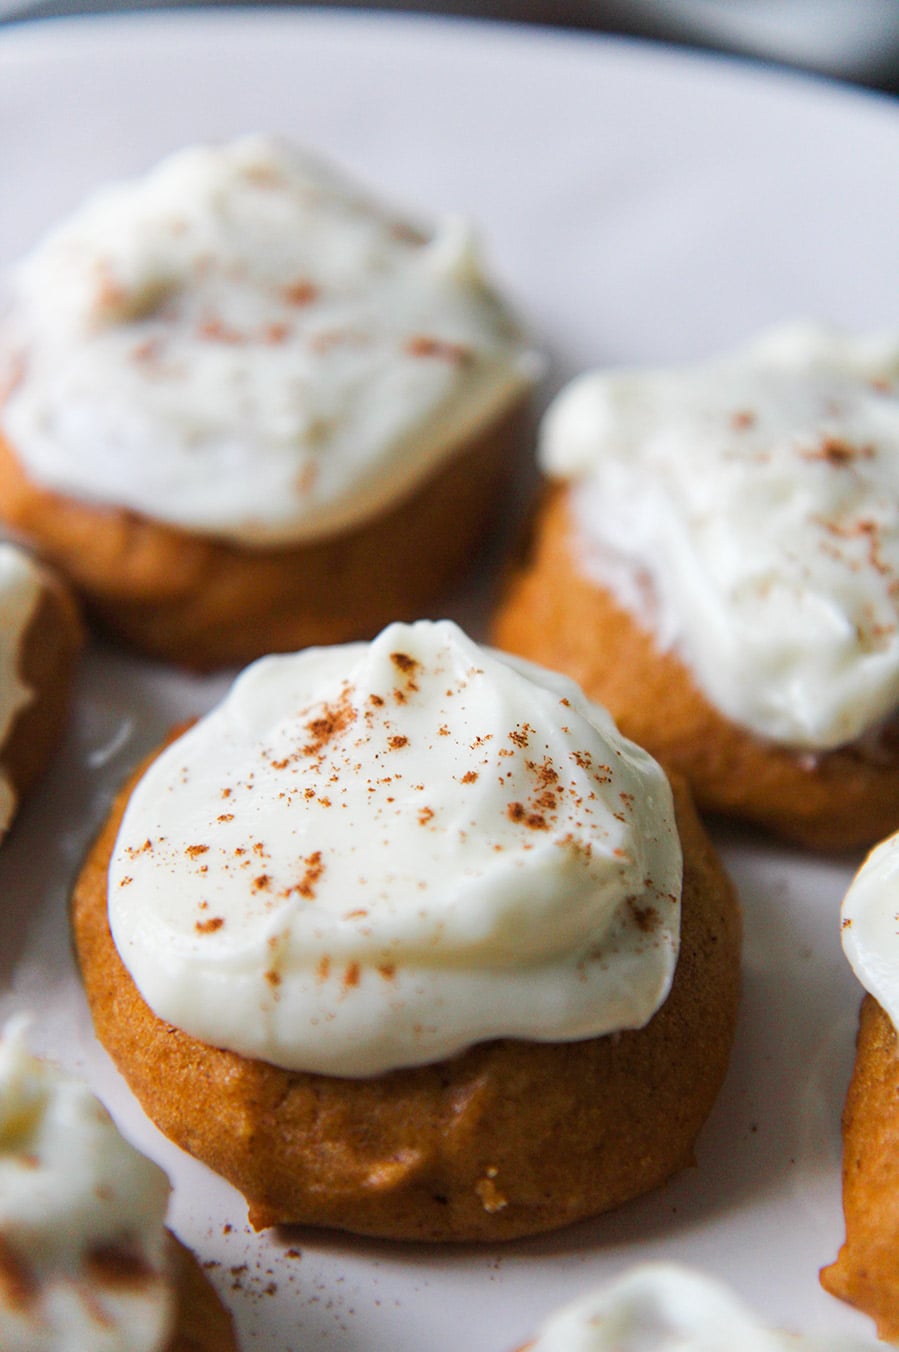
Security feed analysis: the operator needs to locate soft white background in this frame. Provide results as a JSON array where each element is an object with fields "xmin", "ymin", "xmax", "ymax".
[{"xmin": 1, "ymin": 10, "xmax": 897, "ymax": 1348}]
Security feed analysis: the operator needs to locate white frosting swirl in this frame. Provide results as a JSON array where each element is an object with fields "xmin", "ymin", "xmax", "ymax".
[
  {"xmin": 0, "ymin": 544, "xmax": 43, "ymax": 838},
  {"xmin": 526, "ymin": 1263, "xmax": 871, "ymax": 1352},
  {"xmin": 108, "ymin": 620, "xmax": 682, "ymax": 1077},
  {"xmin": 541, "ymin": 323, "xmax": 899, "ymax": 751},
  {"xmin": 841, "ymin": 829, "xmax": 899, "ymax": 1029},
  {"xmin": 0, "ymin": 1020, "xmax": 175, "ymax": 1352},
  {"xmin": 0, "ymin": 135, "xmax": 536, "ymax": 546}
]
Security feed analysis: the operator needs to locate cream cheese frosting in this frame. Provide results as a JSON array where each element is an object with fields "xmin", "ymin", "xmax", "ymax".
[
  {"xmin": 841, "ymin": 829, "xmax": 899, "ymax": 1030},
  {"xmin": 0, "ymin": 544, "xmax": 43, "ymax": 838},
  {"xmin": 0, "ymin": 135, "xmax": 536, "ymax": 546},
  {"xmin": 108, "ymin": 619, "xmax": 682, "ymax": 1077},
  {"xmin": 541, "ymin": 323, "xmax": 899, "ymax": 751},
  {"xmin": 0, "ymin": 1019, "xmax": 175, "ymax": 1352},
  {"xmin": 525, "ymin": 1263, "xmax": 871, "ymax": 1352}
]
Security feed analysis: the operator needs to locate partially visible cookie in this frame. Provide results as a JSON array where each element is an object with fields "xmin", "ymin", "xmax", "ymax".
[
  {"xmin": 0, "ymin": 1019, "xmax": 237, "ymax": 1352},
  {"xmin": 821, "ymin": 831, "xmax": 899, "ymax": 1338},
  {"xmin": 72, "ymin": 619, "xmax": 740, "ymax": 1241},
  {"xmin": 493, "ymin": 324, "xmax": 899, "ymax": 850},
  {"xmin": 517, "ymin": 1262, "xmax": 871, "ymax": 1351},
  {"xmin": 0, "ymin": 136, "xmax": 537, "ymax": 669},
  {"xmin": 0, "ymin": 541, "xmax": 81, "ymax": 841}
]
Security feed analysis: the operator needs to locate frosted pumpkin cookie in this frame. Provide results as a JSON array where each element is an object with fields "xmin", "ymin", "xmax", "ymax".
[
  {"xmin": 493, "ymin": 324, "xmax": 899, "ymax": 849},
  {"xmin": 517, "ymin": 1262, "xmax": 871, "ymax": 1351},
  {"xmin": 0, "ymin": 136, "xmax": 536, "ymax": 669},
  {"xmin": 0, "ymin": 541, "xmax": 81, "ymax": 841},
  {"xmin": 0, "ymin": 1019, "xmax": 236, "ymax": 1352},
  {"xmin": 72, "ymin": 619, "xmax": 740, "ymax": 1241},
  {"xmin": 821, "ymin": 830, "xmax": 899, "ymax": 1339}
]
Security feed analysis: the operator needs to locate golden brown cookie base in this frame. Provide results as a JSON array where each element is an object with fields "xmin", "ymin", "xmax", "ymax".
[
  {"xmin": 1, "ymin": 555, "xmax": 82, "ymax": 829},
  {"xmin": 492, "ymin": 485, "xmax": 899, "ymax": 851},
  {"xmin": 0, "ymin": 394, "xmax": 529, "ymax": 671},
  {"xmin": 167, "ymin": 1232, "xmax": 237, "ymax": 1352},
  {"xmin": 821, "ymin": 995, "xmax": 899, "ymax": 1340},
  {"xmin": 71, "ymin": 744, "xmax": 741, "ymax": 1243}
]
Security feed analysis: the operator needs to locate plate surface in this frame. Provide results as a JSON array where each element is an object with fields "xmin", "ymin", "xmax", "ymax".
[{"xmin": 1, "ymin": 9, "xmax": 897, "ymax": 1348}]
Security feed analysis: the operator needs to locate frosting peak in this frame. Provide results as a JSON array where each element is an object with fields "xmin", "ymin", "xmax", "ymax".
[{"xmin": 109, "ymin": 621, "xmax": 682, "ymax": 1076}]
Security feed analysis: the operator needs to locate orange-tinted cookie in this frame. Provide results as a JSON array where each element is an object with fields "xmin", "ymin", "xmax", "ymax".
[
  {"xmin": 821, "ymin": 995, "xmax": 899, "ymax": 1340},
  {"xmin": 0, "ymin": 543, "xmax": 82, "ymax": 839},
  {"xmin": 72, "ymin": 748, "xmax": 740, "ymax": 1242},
  {"xmin": 494, "ymin": 486, "xmax": 899, "ymax": 850}
]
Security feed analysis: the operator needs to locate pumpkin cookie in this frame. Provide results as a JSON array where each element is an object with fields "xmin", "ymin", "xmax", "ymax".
[
  {"xmin": 0, "ymin": 137, "xmax": 536, "ymax": 668},
  {"xmin": 0, "ymin": 541, "xmax": 81, "ymax": 842},
  {"xmin": 494, "ymin": 325, "xmax": 899, "ymax": 849},
  {"xmin": 0, "ymin": 1020, "xmax": 236, "ymax": 1352},
  {"xmin": 822, "ymin": 831, "xmax": 899, "ymax": 1338},
  {"xmin": 72, "ymin": 620, "xmax": 740, "ymax": 1241}
]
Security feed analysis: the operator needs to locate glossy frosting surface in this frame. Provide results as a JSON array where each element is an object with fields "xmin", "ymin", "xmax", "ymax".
[
  {"xmin": 109, "ymin": 620, "xmax": 682, "ymax": 1076},
  {"xmin": 542, "ymin": 324, "xmax": 899, "ymax": 750},
  {"xmin": 0, "ymin": 136, "xmax": 535, "ymax": 545}
]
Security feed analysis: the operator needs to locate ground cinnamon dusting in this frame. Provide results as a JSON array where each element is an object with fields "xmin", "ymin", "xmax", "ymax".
[
  {"xmin": 404, "ymin": 334, "xmax": 470, "ymax": 363},
  {"xmin": 294, "ymin": 850, "xmax": 325, "ymax": 899},
  {"xmin": 390, "ymin": 652, "xmax": 421, "ymax": 691},
  {"xmin": 132, "ymin": 337, "xmax": 163, "ymax": 364},
  {"xmin": 303, "ymin": 690, "xmax": 357, "ymax": 758},
  {"xmin": 802, "ymin": 435, "xmax": 875, "ymax": 466},
  {"xmin": 628, "ymin": 901, "xmax": 661, "ymax": 933},
  {"xmin": 196, "ymin": 916, "xmax": 225, "ymax": 934},
  {"xmin": 283, "ymin": 279, "xmax": 319, "ymax": 306},
  {"xmin": 263, "ymin": 321, "xmax": 291, "ymax": 345},
  {"xmin": 197, "ymin": 316, "xmax": 245, "ymax": 345},
  {"xmin": 507, "ymin": 801, "xmax": 548, "ymax": 831}
]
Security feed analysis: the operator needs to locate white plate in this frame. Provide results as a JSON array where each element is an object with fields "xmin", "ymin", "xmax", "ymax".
[{"xmin": 0, "ymin": 9, "xmax": 896, "ymax": 1349}]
